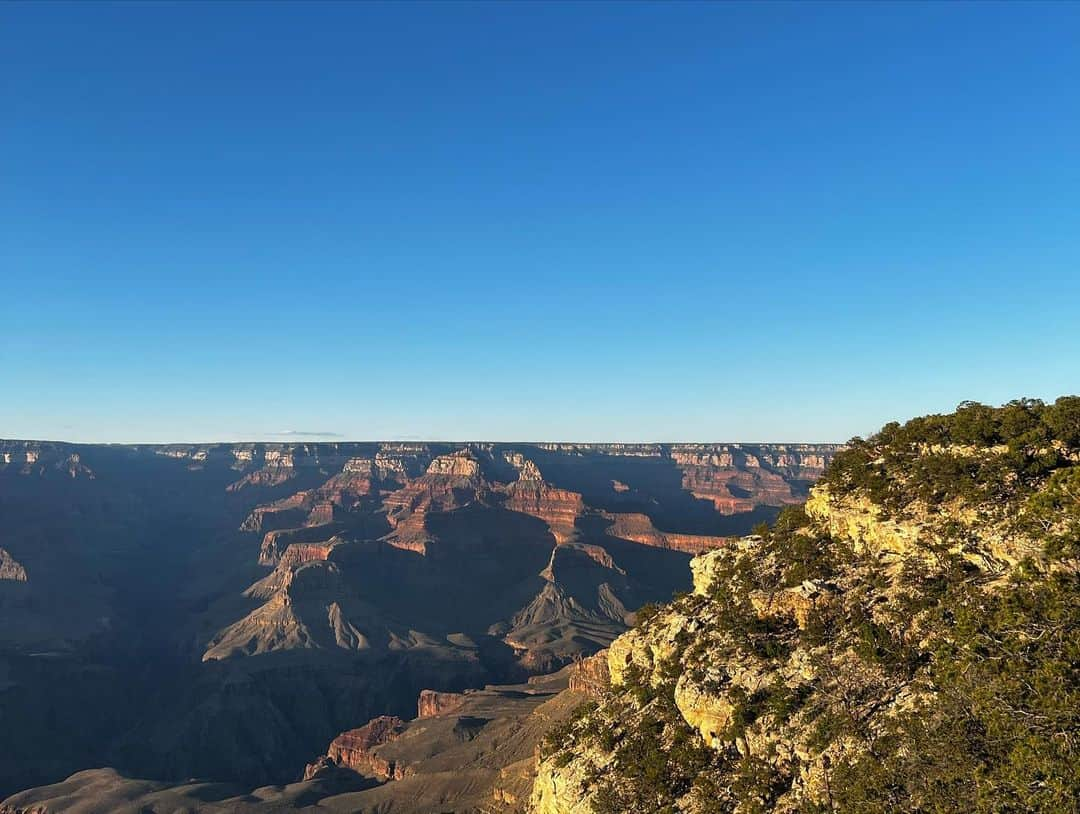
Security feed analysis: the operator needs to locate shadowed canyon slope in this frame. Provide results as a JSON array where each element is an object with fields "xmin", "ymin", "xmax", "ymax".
[{"xmin": 0, "ymin": 439, "xmax": 835, "ymax": 802}]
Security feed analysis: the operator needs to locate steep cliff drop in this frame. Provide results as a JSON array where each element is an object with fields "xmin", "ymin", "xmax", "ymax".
[{"xmin": 531, "ymin": 398, "xmax": 1080, "ymax": 814}]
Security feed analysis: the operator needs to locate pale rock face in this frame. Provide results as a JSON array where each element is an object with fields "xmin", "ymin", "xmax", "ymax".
[
  {"xmin": 805, "ymin": 486, "xmax": 921, "ymax": 561},
  {"xmin": 774, "ymin": 453, "xmax": 830, "ymax": 470},
  {"xmin": 674, "ymin": 674, "xmax": 733, "ymax": 748},
  {"xmin": 671, "ymin": 448, "xmax": 737, "ymax": 468},
  {"xmin": 807, "ymin": 479, "xmax": 1041, "ymax": 572},
  {"xmin": 749, "ymin": 580, "xmax": 836, "ymax": 630},
  {"xmin": 691, "ymin": 543, "xmax": 759, "ymax": 596},
  {"xmin": 606, "ymin": 608, "xmax": 689, "ymax": 687},
  {"xmin": 530, "ymin": 754, "xmax": 596, "ymax": 814},
  {"xmin": 426, "ymin": 452, "xmax": 481, "ymax": 478},
  {"xmin": 416, "ymin": 689, "xmax": 469, "ymax": 718},
  {"xmin": 263, "ymin": 449, "xmax": 295, "ymax": 467},
  {"xmin": 374, "ymin": 443, "xmax": 430, "ymax": 481},
  {"xmin": 568, "ymin": 651, "xmax": 610, "ymax": 696},
  {"xmin": 504, "ymin": 451, "xmax": 544, "ymax": 482},
  {"xmin": 342, "ymin": 456, "xmax": 374, "ymax": 475}
]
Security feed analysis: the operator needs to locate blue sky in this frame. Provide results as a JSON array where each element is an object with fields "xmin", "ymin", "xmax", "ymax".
[{"xmin": 2, "ymin": 1, "xmax": 1078, "ymax": 443}]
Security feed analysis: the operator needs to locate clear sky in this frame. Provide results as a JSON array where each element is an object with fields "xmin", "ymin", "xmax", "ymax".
[{"xmin": 2, "ymin": 1, "xmax": 1079, "ymax": 443}]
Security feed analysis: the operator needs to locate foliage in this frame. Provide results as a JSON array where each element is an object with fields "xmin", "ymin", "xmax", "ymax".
[
  {"xmin": 820, "ymin": 397, "xmax": 1080, "ymax": 516},
  {"xmin": 541, "ymin": 398, "xmax": 1080, "ymax": 814},
  {"xmin": 826, "ymin": 570, "xmax": 1080, "ymax": 813}
]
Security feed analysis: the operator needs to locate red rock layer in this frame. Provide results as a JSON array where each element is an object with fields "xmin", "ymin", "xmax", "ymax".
[
  {"xmin": 503, "ymin": 480, "xmax": 584, "ymax": 545},
  {"xmin": 416, "ymin": 689, "xmax": 469, "ymax": 719},
  {"xmin": 240, "ymin": 459, "xmax": 377, "ymax": 532},
  {"xmin": 226, "ymin": 455, "xmax": 297, "ymax": 492},
  {"xmin": 683, "ymin": 469, "xmax": 797, "ymax": 514},
  {"xmin": 319, "ymin": 716, "xmax": 409, "ymax": 780},
  {"xmin": 672, "ymin": 446, "xmax": 830, "ymax": 514},
  {"xmin": 381, "ymin": 453, "xmax": 483, "ymax": 553},
  {"xmin": 306, "ymin": 501, "xmax": 335, "ymax": 526},
  {"xmin": 277, "ymin": 542, "xmax": 335, "ymax": 570},
  {"xmin": 240, "ymin": 492, "xmax": 310, "ymax": 532},
  {"xmin": 605, "ymin": 513, "xmax": 727, "ymax": 554},
  {"xmin": 569, "ymin": 651, "xmax": 610, "ymax": 698},
  {"xmin": 258, "ymin": 523, "xmax": 341, "ymax": 566}
]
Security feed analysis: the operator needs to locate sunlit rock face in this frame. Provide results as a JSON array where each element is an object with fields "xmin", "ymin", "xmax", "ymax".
[
  {"xmin": 529, "ymin": 400, "xmax": 1080, "ymax": 814},
  {"xmin": 304, "ymin": 715, "xmax": 408, "ymax": 781},
  {"xmin": 416, "ymin": 688, "xmax": 470, "ymax": 718},
  {"xmin": 672, "ymin": 444, "xmax": 831, "ymax": 514},
  {"xmin": 502, "ymin": 456, "xmax": 586, "ymax": 545}
]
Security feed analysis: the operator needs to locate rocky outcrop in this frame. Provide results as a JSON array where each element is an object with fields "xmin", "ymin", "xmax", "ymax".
[
  {"xmin": 240, "ymin": 459, "xmax": 378, "ymax": 532},
  {"xmin": 417, "ymin": 689, "xmax": 469, "ymax": 718},
  {"xmin": 605, "ymin": 512, "xmax": 727, "ymax": 554},
  {"xmin": 672, "ymin": 444, "xmax": 834, "ymax": 514},
  {"xmin": 225, "ymin": 445, "xmax": 352, "ymax": 492},
  {"xmin": 749, "ymin": 579, "xmax": 837, "ymax": 629},
  {"xmin": 258, "ymin": 523, "xmax": 341, "ymax": 566},
  {"xmin": 567, "ymin": 651, "xmax": 609, "ymax": 697},
  {"xmin": 531, "ymin": 755, "xmax": 596, "ymax": 814},
  {"xmin": 530, "ymin": 402, "xmax": 1080, "ymax": 814},
  {"xmin": 419, "ymin": 449, "xmax": 479, "ymax": 477},
  {"xmin": 382, "ymin": 451, "xmax": 485, "ymax": 553},
  {"xmin": 0, "ymin": 443, "xmax": 95, "ymax": 478},
  {"xmin": 503, "ymin": 458, "xmax": 585, "ymax": 545},
  {"xmin": 673, "ymin": 674, "xmax": 734, "ymax": 748},
  {"xmin": 374, "ymin": 444, "xmax": 431, "ymax": 484},
  {"xmin": 277, "ymin": 541, "xmax": 335, "ymax": 570},
  {"xmin": 805, "ymin": 486, "xmax": 921, "ymax": 560},
  {"xmin": 240, "ymin": 492, "xmax": 310, "ymax": 532},
  {"xmin": 226, "ymin": 449, "xmax": 299, "ymax": 491},
  {"xmin": 305, "ymin": 715, "xmax": 408, "ymax": 781}
]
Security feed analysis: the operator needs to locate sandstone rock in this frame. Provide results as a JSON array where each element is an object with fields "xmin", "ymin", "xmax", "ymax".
[
  {"xmin": 568, "ymin": 651, "xmax": 610, "ymax": 697},
  {"xmin": 258, "ymin": 523, "xmax": 341, "ymax": 566},
  {"xmin": 749, "ymin": 580, "xmax": 836, "ymax": 630},
  {"xmin": 671, "ymin": 444, "xmax": 834, "ymax": 515},
  {"xmin": 606, "ymin": 606, "xmax": 689, "ymax": 687},
  {"xmin": 606, "ymin": 512, "xmax": 726, "ymax": 554},
  {"xmin": 674, "ymin": 674, "xmax": 733, "ymax": 748},
  {"xmin": 425, "ymin": 450, "xmax": 481, "ymax": 478},
  {"xmin": 530, "ymin": 753, "xmax": 596, "ymax": 814},
  {"xmin": 320, "ymin": 715, "xmax": 408, "ymax": 780},
  {"xmin": 277, "ymin": 541, "xmax": 335, "ymax": 570},
  {"xmin": 805, "ymin": 486, "xmax": 921, "ymax": 560},
  {"xmin": 503, "ymin": 472, "xmax": 585, "ymax": 546},
  {"xmin": 417, "ymin": 689, "xmax": 469, "ymax": 718}
]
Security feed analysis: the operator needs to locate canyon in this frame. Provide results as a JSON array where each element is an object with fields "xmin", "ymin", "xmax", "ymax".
[{"xmin": 0, "ymin": 438, "xmax": 836, "ymax": 810}]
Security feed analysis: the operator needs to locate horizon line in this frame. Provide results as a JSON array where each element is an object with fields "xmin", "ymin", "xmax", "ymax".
[{"xmin": 0, "ymin": 437, "xmax": 848, "ymax": 447}]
